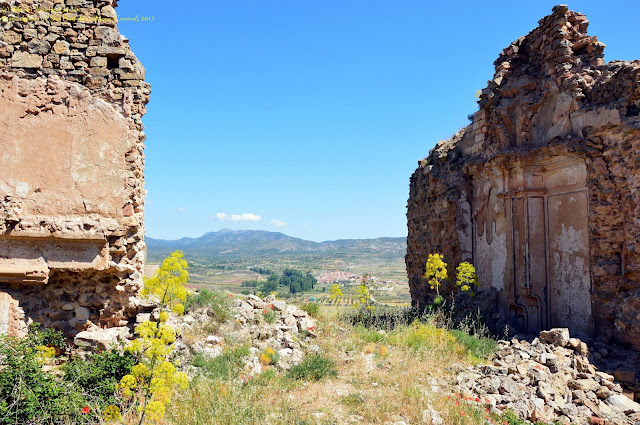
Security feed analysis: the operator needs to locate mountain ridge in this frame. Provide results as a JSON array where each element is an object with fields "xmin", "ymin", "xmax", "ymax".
[{"xmin": 145, "ymin": 229, "xmax": 406, "ymax": 260}]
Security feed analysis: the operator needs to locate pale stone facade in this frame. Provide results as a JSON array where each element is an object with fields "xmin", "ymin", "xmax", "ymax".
[{"xmin": 0, "ymin": 0, "xmax": 149, "ymax": 336}]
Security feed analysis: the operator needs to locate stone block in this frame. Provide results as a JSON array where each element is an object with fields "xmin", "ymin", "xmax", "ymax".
[
  {"xmin": 74, "ymin": 327, "xmax": 130, "ymax": 351},
  {"xmin": 11, "ymin": 51, "xmax": 43, "ymax": 68}
]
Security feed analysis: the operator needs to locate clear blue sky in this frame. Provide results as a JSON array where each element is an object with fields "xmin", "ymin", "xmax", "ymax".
[{"xmin": 116, "ymin": 1, "xmax": 639, "ymax": 242}]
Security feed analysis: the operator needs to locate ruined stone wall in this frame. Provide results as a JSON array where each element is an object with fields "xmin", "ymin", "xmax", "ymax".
[
  {"xmin": 407, "ymin": 6, "xmax": 640, "ymax": 351},
  {"xmin": 0, "ymin": 0, "xmax": 150, "ymax": 336}
]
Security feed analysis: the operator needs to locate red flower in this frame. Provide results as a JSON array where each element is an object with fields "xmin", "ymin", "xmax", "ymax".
[
  {"xmin": 308, "ymin": 326, "xmax": 315, "ymax": 331},
  {"xmin": 460, "ymin": 411, "xmax": 465, "ymax": 416},
  {"xmin": 263, "ymin": 309, "xmax": 268, "ymax": 313},
  {"xmin": 446, "ymin": 395, "xmax": 451, "ymax": 399},
  {"xmin": 82, "ymin": 407, "xmax": 90, "ymax": 414},
  {"xmin": 229, "ymin": 294, "xmax": 233, "ymax": 297},
  {"xmin": 486, "ymin": 408, "xmax": 490, "ymax": 413},
  {"xmin": 455, "ymin": 401, "xmax": 460, "ymax": 406},
  {"xmin": 475, "ymin": 397, "xmax": 481, "ymax": 402}
]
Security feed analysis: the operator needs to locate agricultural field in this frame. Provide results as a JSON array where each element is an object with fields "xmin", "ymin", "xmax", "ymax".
[{"xmin": 146, "ymin": 253, "xmax": 411, "ymax": 307}]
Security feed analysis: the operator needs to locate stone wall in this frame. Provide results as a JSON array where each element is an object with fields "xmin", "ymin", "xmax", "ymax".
[
  {"xmin": 0, "ymin": 0, "xmax": 150, "ymax": 336},
  {"xmin": 407, "ymin": 6, "xmax": 640, "ymax": 351}
]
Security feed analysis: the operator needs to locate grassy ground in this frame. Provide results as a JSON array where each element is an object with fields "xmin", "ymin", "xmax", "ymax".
[{"xmin": 163, "ymin": 305, "xmax": 502, "ymax": 425}]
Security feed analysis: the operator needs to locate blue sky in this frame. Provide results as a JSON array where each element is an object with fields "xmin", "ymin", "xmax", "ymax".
[{"xmin": 116, "ymin": 1, "xmax": 639, "ymax": 242}]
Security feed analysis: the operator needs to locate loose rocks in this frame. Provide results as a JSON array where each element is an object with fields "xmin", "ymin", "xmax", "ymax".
[{"xmin": 455, "ymin": 329, "xmax": 640, "ymax": 425}]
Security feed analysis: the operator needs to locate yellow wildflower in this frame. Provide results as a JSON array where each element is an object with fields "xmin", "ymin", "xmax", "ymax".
[{"xmin": 103, "ymin": 404, "xmax": 122, "ymax": 421}]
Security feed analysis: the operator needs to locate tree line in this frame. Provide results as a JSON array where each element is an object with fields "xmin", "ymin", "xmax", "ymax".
[{"xmin": 242, "ymin": 268, "xmax": 317, "ymax": 294}]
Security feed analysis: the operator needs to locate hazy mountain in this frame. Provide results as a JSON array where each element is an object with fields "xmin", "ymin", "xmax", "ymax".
[{"xmin": 145, "ymin": 229, "xmax": 406, "ymax": 260}]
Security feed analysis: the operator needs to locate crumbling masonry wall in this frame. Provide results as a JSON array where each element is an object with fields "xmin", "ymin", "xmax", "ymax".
[
  {"xmin": 0, "ymin": 0, "xmax": 150, "ymax": 336},
  {"xmin": 407, "ymin": 6, "xmax": 640, "ymax": 350}
]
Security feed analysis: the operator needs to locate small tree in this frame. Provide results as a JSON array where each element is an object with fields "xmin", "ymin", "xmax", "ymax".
[
  {"xmin": 328, "ymin": 283, "xmax": 343, "ymax": 309},
  {"xmin": 456, "ymin": 261, "xmax": 479, "ymax": 296},
  {"xmin": 423, "ymin": 253, "xmax": 448, "ymax": 304},
  {"xmin": 142, "ymin": 250, "xmax": 189, "ymax": 314}
]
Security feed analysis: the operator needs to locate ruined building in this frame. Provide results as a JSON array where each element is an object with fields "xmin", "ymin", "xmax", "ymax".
[
  {"xmin": 406, "ymin": 6, "xmax": 640, "ymax": 350},
  {"xmin": 0, "ymin": 0, "xmax": 149, "ymax": 336}
]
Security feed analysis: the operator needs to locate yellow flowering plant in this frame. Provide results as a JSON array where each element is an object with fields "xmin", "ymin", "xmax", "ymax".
[
  {"xmin": 142, "ymin": 250, "xmax": 189, "ymax": 314},
  {"xmin": 116, "ymin": 314, "xmax": 188, "ymax": 424},
  {"xmin": 353, "ymin": 274, "xmax": 376, "ymax": 313},
  {"xmin": 456, "ymin": 261, "xmax": 479, "ymax": 296},
  {"xmin": 328, "ymin": 283, "xmax": 343, "ymax": 309},
  {"xmin": 112, "ymin": 251, "xmax": 191, "ymax": 424},
  {"xmin": 259, "ymin": 347, "xmax": 280, "ymax": 365},
  {"xmin": 423, "ymin": 253, "xmax": 448, "ymax": 304}
]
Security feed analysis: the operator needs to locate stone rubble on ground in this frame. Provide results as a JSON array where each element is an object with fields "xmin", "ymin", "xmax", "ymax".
[
  {"xmin": 172, "ymin": 294, "xmax": 317, "ymax": 376},
  {"xmin": 454, "ymin": 328, "xmax": 640, "ymax": 425}
]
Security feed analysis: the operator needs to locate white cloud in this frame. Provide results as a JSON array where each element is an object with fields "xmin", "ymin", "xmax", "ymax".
[
  {"xmin": 271, "ymin": 220, "xmax": 288, "ymax": 227},
  {"xmin": 216, "ymin": 212, "xmax": 262, "ymax": 222},
  {"xmin": 177, "ymin": 207, "xmax": 185, "ymax": 213}
]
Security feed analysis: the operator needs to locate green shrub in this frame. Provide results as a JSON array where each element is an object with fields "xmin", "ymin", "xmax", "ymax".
[
  {"xmin": 0, "ymin": 335, "xmax": 85, "ymax": 425},
  {"xmin": 263, "ymin": 310, "xmax": 277, "ymax": 324},
  {"xmin": 287, "ymin": 354, "xmax": 337, "ymax": 381},
  {"xmin": 499, "ymin": 409, "xmax": 529, "ymax": 425},
  {"xmin": 499, "ymin": 409, "xmax": 562, "ymax": 425},
  {"xmin": 355, "ymin": 325, "xmax": 388, "ymax": 343},
  {"xmin": 28, "ymin": 322, "xmax": 66, "ymax": 352},
  {"xmin": 253, "ymin": 368, "xmax": 277, "ymax": 386},
  {"xmin": 63, "ymin": 348, "xmax": 135, "ymax": 406},
  {"xmin": 186, "ymin": 289, "xmax": 233, "ymax": 321},
  {"xmin": 449, "ymin": 330, "xmax": 498, "ymax": 360},
  {"xmin": 299, "ymin": 302, "xmax": 320, "ymax": 318},
  {"xmin": 0, "ymin": 326, "xmax": 138, "ymax": 425},
  {"xmin": 192, "ymin": 346, "xmax": 250, "ymax": 380}
]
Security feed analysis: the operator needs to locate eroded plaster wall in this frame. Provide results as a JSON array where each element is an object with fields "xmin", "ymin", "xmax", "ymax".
[
  {"xmin": 0, "ymin": 0, "xmax": 150, "ymax": 336},
  {"xmin": 407, "ymin": 6, "xmax": 640, "ymax": 350}
]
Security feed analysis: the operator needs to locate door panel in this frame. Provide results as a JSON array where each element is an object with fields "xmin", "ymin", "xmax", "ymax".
[{"xmin": 547, "ymin": 191, "xmax": 592, "ymax": 335}]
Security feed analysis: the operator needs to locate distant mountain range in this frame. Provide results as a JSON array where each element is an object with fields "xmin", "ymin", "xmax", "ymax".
[{"xmin": 145, "ymin": 229, "xmax": 406, "ymax": 261}]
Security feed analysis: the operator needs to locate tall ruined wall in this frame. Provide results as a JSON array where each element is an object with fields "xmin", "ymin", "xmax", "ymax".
[
  {"xmin": 407, "ymin": 6, "xmax": 640, "ymax": 350},
  {"xmin": 0, "ymin": 0, "xmax": 150, "ymax": 336}
]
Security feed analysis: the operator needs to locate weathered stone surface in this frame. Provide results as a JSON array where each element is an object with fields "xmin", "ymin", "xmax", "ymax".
[
  {"xmin": 27, "ymin": 39, "xmax": 52, "ymax": 55},
  {"xmin": 0, "ymin": 291, "xmax": 27, "ymax": 337},
  {"xmin": 0, "ymin": 0, "xmax": 151, "ymax": 337},
  {"xmin": 74, "ymin": 326, "xmax": 130, "ymax": 351},
  {"xmin": 11, "ymin": 52, "xmax": 43, "ymax": 68},
  {"xmin": 540, "ymin": 328, "xmax": 571, "ymax": 347},
  {"xmin": 406, "ymin": 6, "xmax": 640, "ymax": 353},
  {"xmin": 52, "ymin": 40, "xmax": 70, "ymax": 55},
  {"xmin": 607, "ymin": 394, "xmax": 640, "ymax": 414},
  {"xmin": 455, "ymin": 329, "xmax": 639, "ymax": 424}
]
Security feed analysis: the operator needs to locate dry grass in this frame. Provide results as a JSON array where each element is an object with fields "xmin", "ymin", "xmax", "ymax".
[{"xmin": 160, "ymin": 305, "xmax": 503, "ymax": 425}]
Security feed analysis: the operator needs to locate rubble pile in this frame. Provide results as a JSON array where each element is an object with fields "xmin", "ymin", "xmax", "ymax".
[
  {"xmin": 174, "ymin": 294, "xmax": 318, "ymax": 376},
  {"xmin": 456, "ymin": 328, "xmax": 640, "ymax": 425}
]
